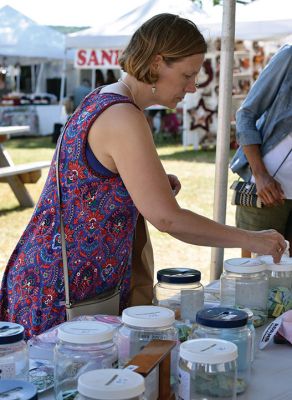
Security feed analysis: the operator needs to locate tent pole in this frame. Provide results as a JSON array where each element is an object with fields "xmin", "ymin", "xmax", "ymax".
[
  {"xmin": 35, "ymin": 63, "xmax": 44, "ymax": 93},
  {"xmin": 210, "ymin": 0, "xmax": 236, "ymax": 280},
  {"xmin": 182, "ymin": 99, "xmax": 187, "ymax": 147},
  {"xmin": 91, "ymin": 69, "xmax": 95, "ymax": 90},
  {"xmin": 31, "ymin": 65, "xmax": 36, "ymax": 93},
  {"xmin": 59, "ymin": 49, "xmax": 67, "ymax": 106}
]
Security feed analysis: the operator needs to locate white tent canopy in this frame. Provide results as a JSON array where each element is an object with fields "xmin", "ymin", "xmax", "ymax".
[
  {"xmin": 203, "ymin": 0, "xmax": 292, "ymax": 40},
  {"xmin": 66, "ymin": 0, "xmax": 209, "ymax": 49},
  {"xmin": 0, "ymin": 5, "xmax": 65, "ymax": 64}
]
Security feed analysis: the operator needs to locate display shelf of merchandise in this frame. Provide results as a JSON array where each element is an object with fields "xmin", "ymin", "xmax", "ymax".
[{"xmin": 0, "ymin": 104, "xmax": 64, "ymax": 136}]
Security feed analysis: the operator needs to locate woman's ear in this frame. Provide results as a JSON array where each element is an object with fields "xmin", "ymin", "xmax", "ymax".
[{"xmin": 151, "ymin": 54, "xmax": 164, "ymax": 73}]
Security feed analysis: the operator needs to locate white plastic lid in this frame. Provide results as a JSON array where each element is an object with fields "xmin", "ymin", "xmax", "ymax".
[
  {"xmin": 57, "ymin": 321, "xmax": 115, "ymax": 344},
  {"xmin": 122, "ymin": 305, "xmax": 175, "ymax": 328},
  {"xmin": 259, "ymin": 256, "xmax": 292, "ymax": 271},
  {"xmin": 77, "ymin": 369, "xmax": 145, "ymax": 399},
  {"xmin": 180, "ymin": 338, "xmax": 238, "ymax": 364},
  {"xmin": 224, "ymin": 257, "xmax": 265, "ymax": 273}
]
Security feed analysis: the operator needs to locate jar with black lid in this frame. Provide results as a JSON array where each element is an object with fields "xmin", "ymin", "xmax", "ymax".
[
  {"xmin": 153, "ymin": 268, "xmax": 204, "ymax": 322},
  {"xmin": 191, "ymin": 307, "xmax": 252, "ymax": 394}
]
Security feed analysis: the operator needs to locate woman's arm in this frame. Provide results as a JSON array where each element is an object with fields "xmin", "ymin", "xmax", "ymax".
[{"xmin": 89, "ymin": 104, "xmax": 286, "ymax": 261}]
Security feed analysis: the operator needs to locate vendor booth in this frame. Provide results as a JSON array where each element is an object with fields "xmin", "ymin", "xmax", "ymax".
[
  {"xmin": 0, "ymin": 5, "xmax": 67, "ymax": 135},
  {"xmin": 66, "ymin": 0, "xmax": 292, "ymax": 148},
  {"xmin": 65, "ymin": 0, "xmax": 210, "ymax": 146}
]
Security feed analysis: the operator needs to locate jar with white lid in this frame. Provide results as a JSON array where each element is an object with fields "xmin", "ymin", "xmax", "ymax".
[
  {"xmin": 75, "ymin": 369, "xmax": 145, "ymax": 400},
  {"xmin": 54, "ymin": 320, "xmax": 118, "ymax": 400},
  {"xmin": 178, "ymin": 338, "xmax": 238, "ymax": 400},
  {"xmin": 0, "ymin": 380, "xmax": 38, "ymax": 400},
  {"xmin": 117, "ymin": 305, "xmax": 178, "ymax": 400},
  {"xmin": 117, "ymin": 305, "xmax": 177, "ymax": 365},
  {"xmin": 220, "ymin": 258, "xmax": 269, "ymax": 327},
  {"xmin": 259, "ymin": 256, "xmax": 292, "ymax": 317},
  {"xmin": 0, "ymin": 321, "xmax": 29, "ymax": 381},
  {"xmin": 153, "ymin": 268, "xmax": 204, "ymax": 322},
  {"xmin": 191, "ymin": 307, "xmax": 252, "ymax": 394}
]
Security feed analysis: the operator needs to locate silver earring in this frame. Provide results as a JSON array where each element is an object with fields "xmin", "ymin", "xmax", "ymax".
[{"xmin": 152, "ymin": 85, "xmax": 156, "ymax": 95}]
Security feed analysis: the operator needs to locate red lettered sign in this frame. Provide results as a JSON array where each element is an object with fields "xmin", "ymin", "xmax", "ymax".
[{"xmin": 75, "ymin": 49, "xmax": 122, "ymax": 69}]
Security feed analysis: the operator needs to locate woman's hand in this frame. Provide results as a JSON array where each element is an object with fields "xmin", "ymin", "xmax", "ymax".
[
  {"xmin": 255, "ymin": 173, "xmax": 285, "ymax": 206},
  {"xmin": 167, "ymin": 174, "xmax": 181, "ymax": 196},
  {"xmin": 248, "ymin": 229, "xmax": 287, "ymax": 263}
]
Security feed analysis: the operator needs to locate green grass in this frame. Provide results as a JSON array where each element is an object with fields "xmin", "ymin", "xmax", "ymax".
[{"xmin": 0, "ymin": 135, "xmax": 240, "ymax": 284}]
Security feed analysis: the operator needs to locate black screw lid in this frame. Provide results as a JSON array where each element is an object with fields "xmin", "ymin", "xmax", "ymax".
[
  {"xmin": 157, "ymin": 268, "xmax": 201, "ymax": 284},
  {"xmin": 196, "ymin": 307, "xmax": 248, "ymax": 328},
  {"xmin": 0, "ymin": 322, "xmax": 24, "ymax": 344}
]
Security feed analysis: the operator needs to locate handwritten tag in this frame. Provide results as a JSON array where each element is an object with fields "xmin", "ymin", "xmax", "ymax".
[{"xmin": 259, "ymin": 315, "xmax": 283, "ymax": 350}]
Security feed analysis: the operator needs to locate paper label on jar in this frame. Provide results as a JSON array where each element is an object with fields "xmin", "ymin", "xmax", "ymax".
[
  {"xmin": 177, "ymin": 366, "xmax": 191, "ymax": 400},
  {"xmin": 0, "ymin": 357, "xmax": 16, "ymax": 379}
]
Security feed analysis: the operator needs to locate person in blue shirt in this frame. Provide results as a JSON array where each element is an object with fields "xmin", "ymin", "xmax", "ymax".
[
  {"xmin": 73, "ymin": 78, "xmax": 91, "ymax": 110},
  {"xmin": 230, "ymin": 44, "xmax": 292, "ymax": 257}
]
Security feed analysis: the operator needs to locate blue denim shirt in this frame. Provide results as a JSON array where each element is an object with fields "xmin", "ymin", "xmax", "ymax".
[{"xmin": 230, "ymin": 44, "xmax": 292, "ymax": 180}]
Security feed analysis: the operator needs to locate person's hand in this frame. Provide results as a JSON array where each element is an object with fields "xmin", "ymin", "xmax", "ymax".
[
  {"xmin": 248, "ymin": 229, "xmax": 287, "ymax": 263},
  {"xmin": 255, "ymin": 173, "xmax": 285, "ymax": 206},
  {"xmin": 167, "ymin": 174, "xmax": 181, "ymax": 196}
]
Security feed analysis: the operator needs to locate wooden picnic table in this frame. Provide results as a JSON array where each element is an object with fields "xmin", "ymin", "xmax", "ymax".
[{"xmin": 0, "ymin": 125, "xmax": 51, "ymax": 207}]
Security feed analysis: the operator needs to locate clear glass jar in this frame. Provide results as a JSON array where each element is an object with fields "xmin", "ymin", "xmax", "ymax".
[
  {"xmin": 75, "ymin": 369, "xmax": 145, "ymax": 400},
  {"xmin": 235, "ymin": 307, "xmax": 256, "ymax": 363},
  {"xmin": 0, "ymin": 321, "xmax": 29, "ymax": 381},
  {"xmin": 54, "ymin": 320, "xmax": 118, "ymax": 400},
  {"xmin": 220, "ymin": 258, "xmax": 269, "ymax": 327},
  {"xmin": 117, "ymin": 305, "xmax": 178, "ymax": 400},
  {"xmin": 178, "ymin": 338, "xmax": 238, "ymax": 400},
  {"xmin": 0, "ymin": 380, "xmax": 38, "ymax": 400},
  {"xmin": 153, "ymin": 268, "xmax": 204, "ymax": 322},
  {"xmin": 191, "ymin": 307, "xmax": 252, "ymax": 395},
  {"xmin": 260, "ymin": 256, "xmax": 292, "ymax": 318}
]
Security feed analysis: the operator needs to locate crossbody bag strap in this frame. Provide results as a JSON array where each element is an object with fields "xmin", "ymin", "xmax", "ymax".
[
  {"xmin": 55, "ymin": 122, "xmax": 72, "ymax": 309},
  {"xmin": 272, "ymin": 146, "xmax": 292, "ymax": 178},
  {"xmin": 55, "ymin": 119, "xmax": 125, "ymax": 309}
]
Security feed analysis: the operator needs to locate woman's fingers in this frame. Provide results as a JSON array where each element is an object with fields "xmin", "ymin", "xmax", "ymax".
[{"xmin": 251, "ymin": 229, "xmax": 286, "ymax": 263}]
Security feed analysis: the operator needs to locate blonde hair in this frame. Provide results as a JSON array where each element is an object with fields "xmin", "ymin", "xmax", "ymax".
[{"xmin": 119, "ymin": 13, "xmax": 207, "ymax": 84}]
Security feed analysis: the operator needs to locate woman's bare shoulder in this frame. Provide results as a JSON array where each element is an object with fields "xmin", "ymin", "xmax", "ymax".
[{"xmin": 92, "ymin": 101, "xmax": 148, "ymax": 136}]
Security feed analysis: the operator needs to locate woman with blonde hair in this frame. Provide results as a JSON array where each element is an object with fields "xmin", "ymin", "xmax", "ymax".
[{"xmin": 0, "ymin": 13, "xmax": 286, "ymax": 338}]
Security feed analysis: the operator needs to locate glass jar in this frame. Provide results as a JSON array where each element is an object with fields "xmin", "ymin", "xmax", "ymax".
[
  {"xmin": 235, "ymin": 306, "xmax": 256, "ymax": 363},
  {"xmin": 75, "ymin": 369, "xmax": 145, "ymax": 400},
  {"xmin": 0, "ymin": 321, "xmax": 29, "ymax": 381},
  {"xmin": 191, "ymin": 307, "xmax": 252, "ymax": 394},
  {"xmin": 0, "ymin": 380, "xmax": 38, "ymax": 400},
  {"xmin": 220, "ymin": 257, "xmax": 269, "ymax": 327},
  {"xmin": 178, "ymin": 338, "xmax": 238, "ymax": 400},
  {"xmin": 54, "ymin": 320, "xmax": 118, "ymax": 400},
  {"xmin": 153, "ymin": 268, "xmax": 204, "ymax": 322},
  {"xmin": 117, "ymin": 305, "xmax": 178, "ymax": 400},
  {"xmin": 118, "ymin": 305, "xmax": 177, "ymax": 365},
  {"xmin": 260, "ymin": 256, "xmax": 292, "ymax": 318}
]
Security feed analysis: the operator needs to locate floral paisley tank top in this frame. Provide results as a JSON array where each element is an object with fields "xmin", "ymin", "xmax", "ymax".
[{"xmin": 0, "ymin": 89, "xmax": 139, "ymax": 338}]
